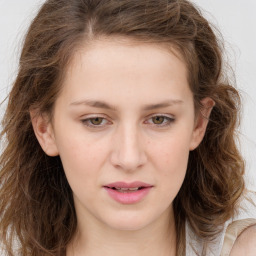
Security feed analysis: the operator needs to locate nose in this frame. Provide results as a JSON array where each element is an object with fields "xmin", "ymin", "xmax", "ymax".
[{"xmin": 110, "ymin": 124, "xmax": 147, "ymax": 172}]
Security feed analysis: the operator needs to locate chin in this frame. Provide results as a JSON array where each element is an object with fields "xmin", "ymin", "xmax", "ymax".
[
  {"xmin": 109, "ymin": 222, "xmax": 149, "ymax": 231},
  {"xmin": 103, "ymin": 211, "xmax": 155, "ymax": 231}
]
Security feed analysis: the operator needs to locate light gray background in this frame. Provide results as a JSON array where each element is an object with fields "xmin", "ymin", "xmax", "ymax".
[{"xmin": 0, "ymin": 0, "xmax": 255, "ymax": 190}]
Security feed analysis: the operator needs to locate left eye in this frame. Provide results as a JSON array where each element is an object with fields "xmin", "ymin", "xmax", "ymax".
[{"xmin": 147, "ymin": 115, "xmax": 175, "ymax": 126}]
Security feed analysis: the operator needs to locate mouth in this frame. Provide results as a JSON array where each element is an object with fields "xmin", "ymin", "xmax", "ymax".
[
  {"xmin": 103, "ymin": 181, "xmax": 153, "ymax": 204},
  {"xmin": 104, "ymin": 181, "xmax": 153, "ymax": 191},
  {"xmin": 104, "ymin": 186, "xmax": 147, "ymax": 192}
]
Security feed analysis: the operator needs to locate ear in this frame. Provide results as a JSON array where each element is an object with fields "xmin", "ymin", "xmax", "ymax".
[
  {"xmin": 189, "ymin": 97, "xmax": 215, "ymax": 151},
  {"xmin": 30, "ymin": 110, "xmax": 59, "ymax": 156}
]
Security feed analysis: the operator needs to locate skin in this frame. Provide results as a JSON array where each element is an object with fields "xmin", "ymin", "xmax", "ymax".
[
  {"xmin": 32, "ymin": 37, "xmax": 214, "ymax": 256},
  {"xmin": 230, "ymin": 225, "xmax": 256, "ymax": 256}
]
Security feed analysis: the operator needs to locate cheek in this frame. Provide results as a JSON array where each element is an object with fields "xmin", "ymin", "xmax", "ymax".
[
  {"xmin": 159, "ymin": 146, "xmax": 189, "ymax": 185},
  {"xmin": 55, "ymin": 118, "xmax": 107, "ymax": 165},
  {"xmin": 55, "ymin": 130, "xmax": 108, "ymax": 189},
  {"xmin": 151, "ymin": 134, "xmax": 191, "ymax": 170},
  {"xmin": 149, "ymin": 133, "xmax": 191, "ymax": 192}
]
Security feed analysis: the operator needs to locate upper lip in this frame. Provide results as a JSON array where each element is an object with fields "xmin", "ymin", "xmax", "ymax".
[{"xmin": 104, "ymin": 181, "xmax": 153, "ymax": 189}]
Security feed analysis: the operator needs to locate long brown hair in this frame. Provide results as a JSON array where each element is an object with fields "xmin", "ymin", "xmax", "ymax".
[{"xmin": 0, "ymin": 0, "xmax": 244, "ymax": 255}]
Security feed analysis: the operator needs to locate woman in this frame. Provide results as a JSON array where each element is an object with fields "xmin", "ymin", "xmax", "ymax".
[{"xmin": 0, "ymin": 0, "xmax": 256, "ymax": 255}]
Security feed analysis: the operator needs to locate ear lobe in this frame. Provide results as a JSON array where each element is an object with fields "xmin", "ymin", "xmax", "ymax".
[
  {"xmin": 189, "ymin": 97, "xmax": 215, "ymax": 151},
  {"xmin": 30, "ymin": 110, "xmax": 59, "ymax": 156}
]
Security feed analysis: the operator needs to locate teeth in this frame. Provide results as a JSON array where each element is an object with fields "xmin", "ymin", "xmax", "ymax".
[{"xmin": 115, "ymin": 187, "xmax": 140, "ymax": 191}]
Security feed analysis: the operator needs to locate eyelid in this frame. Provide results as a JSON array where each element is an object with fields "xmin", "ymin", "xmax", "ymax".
[{"xmin": 148, "ymin": 113, "xmax": 175, "ymax": 119}]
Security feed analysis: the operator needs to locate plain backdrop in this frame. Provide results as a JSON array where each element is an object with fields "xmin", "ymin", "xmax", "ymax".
[{"xmin": 0, "ymin": 0, "xmax": 256, "ymax": 190}]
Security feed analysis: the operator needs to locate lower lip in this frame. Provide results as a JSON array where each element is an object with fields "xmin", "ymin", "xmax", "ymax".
[{"xmin": 104, "ymin": 187, "xmax": 152, "ymax": 204}]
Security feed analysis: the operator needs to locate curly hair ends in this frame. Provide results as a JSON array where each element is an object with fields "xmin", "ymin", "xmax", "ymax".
[{"xmin": 0, "ymin": 0, "xmax": 244, "ymax": 255}]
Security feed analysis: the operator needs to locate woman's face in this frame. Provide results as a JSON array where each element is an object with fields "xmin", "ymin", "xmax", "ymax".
[{"xmin": 34, "ymin": 38, "xmax": 210, "ymax": 232}]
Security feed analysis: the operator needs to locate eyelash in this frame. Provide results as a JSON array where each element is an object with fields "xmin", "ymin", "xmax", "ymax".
[{"xmin": 81, "ymin": 115, "xmax": 175, "ymax": 129}]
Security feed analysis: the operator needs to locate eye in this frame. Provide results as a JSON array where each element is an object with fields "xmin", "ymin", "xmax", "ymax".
[
  {"xmin": 89, "ymin": 117, "xmax": 104, "ymax": 125},
  {"xmin": 81, "ymin": 117, "xmax": 110, "ymax": 128},
  {"xmin": 152, "ymin": 116, "xmax": 165, "ymax": 124},
  {"xmin": 146, "ymin": 115, "xmax": 175, "ymax": 127}
]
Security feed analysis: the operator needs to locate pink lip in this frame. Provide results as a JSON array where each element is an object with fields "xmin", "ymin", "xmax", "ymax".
[{"xmin": 103, "ymin": 181, "xmax": 153, "ymax": 204}]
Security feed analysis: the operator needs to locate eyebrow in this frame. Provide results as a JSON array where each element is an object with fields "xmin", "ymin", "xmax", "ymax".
[{"xmin": 69, "ymin": 99, "xmax": 183, "ymax": 111}]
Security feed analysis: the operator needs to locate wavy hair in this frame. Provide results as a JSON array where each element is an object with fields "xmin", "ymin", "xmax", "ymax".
[{"xmin": 0, "ymin": 0, "xmax": 244, "ymax": 255}]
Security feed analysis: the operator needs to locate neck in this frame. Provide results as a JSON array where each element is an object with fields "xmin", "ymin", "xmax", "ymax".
[{"xmin": 67, "ymin": 207, "xmax": 176, "ymax": 256}]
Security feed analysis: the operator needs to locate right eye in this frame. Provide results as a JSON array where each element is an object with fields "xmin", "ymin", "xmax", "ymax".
[{"xmin": 81, "ymin": 117, "xmax": 109, "ymax": 128}]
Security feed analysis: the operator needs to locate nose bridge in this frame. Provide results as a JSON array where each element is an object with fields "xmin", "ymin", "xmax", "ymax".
[{"xmin": 110, "ymin": 122, "xmax": 147, "ymax": 171}]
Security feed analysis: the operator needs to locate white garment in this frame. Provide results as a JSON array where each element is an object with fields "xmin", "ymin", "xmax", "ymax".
[{"xmin": 186, "ymin": 190, "xmax": 256, "ymax": 256}]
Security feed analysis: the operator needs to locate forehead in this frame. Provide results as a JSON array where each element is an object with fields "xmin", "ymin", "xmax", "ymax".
[
  {"xmin": 68, "ymin": 37, "xmax": 187, "ymax": 75},
  {"xmin": 59, "ymin": 37, "xmax": 192, "ymax": 107}
]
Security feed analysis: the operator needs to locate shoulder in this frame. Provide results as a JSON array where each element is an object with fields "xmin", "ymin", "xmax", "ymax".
[{"xmin": 230, "ymin": 224, "xmax": 256, "ymax": 256}]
